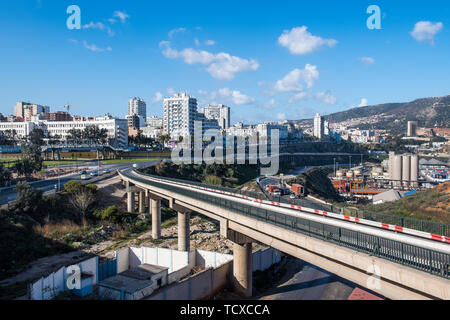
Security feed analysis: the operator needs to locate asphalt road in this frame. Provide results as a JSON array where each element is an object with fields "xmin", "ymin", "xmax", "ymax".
[
  {"xmin": 258, "ymin": 259, "xmax": 356, "ymax": 300},
  {"xmin": 0, "ymin": 160, "xmax": 160, "ymax": 205}
]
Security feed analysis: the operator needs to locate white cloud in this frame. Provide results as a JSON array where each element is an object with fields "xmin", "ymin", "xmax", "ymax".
[
  {"xmin": 152, "ymin": 92, "xmax": 163, "ymax": 103},
  {"xmin": 83, "ymin": 22, "xmax": 106, "ymax": 30},
  {"xmin": 83, "ymin": 41, "xmax": 112, "ymax": 52},
  {"xmin": 315, "ymin": 91, "xmax": 337, "ymax": 105},
  {"xmin": 194, "ymin": 38, "xmax": 200, "ymax": 46},
  {"xmin": 160, "ymin": 42, "xmax": 259, "ymax": 80},
  {"xmin": 278, "ymin": 26, "xmax": 337, "ymax": 55},
  {"xmin": 168, "ymin": 27, "xmax": 186, "ymax": 39},
  {"xmin": 205, "ymin": 40, "xmax": 216, "ymax": 46},
  {"xmin": 166, "ymin": 88, "xmax": 175, "ymax": 95},
  {"xmin": 358, "ymin": 98, "xmax": 368, "ymax": 107},
  {"xmin": 217, "ymin": 88, "xmax": 255, "ymax": 105},
  {"xmin": 410, "ymin": 21, "xmax": 443, "ymax": 44},
  {"xmin": 198, "ymin": 88, "xmax": 255, "ymax": 105},
  {"xmin": 114, "ymin": 11, "xmax": 130, "ymax": 23},
  {"xmin": 274, "ymin": 64, "xmax": 319, "ymax": 93},
  {"xmin": 277, "ymin": 113, "xmax": 286, "ymax": 120},
  {"xmin": 288, "ymin": 92, "xmax": 308, "ymax": 103},
  {"xmin": 83, "ymin": 21, "xmax": 114, "ymax": 37},
  {"xmin": 359, "ymin": 57, "xmax": 375, "ymax": 65}
]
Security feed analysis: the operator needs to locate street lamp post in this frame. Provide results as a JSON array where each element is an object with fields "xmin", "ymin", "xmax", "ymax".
[{"xmin": 333, "ymin": 158, "xmax": 336, "ymax": 177}]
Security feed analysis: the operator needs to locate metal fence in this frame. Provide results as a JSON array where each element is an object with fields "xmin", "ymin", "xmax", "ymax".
[
  {"xmin": 124, "ymin": 171, "xmax": 450, "ymax": 279},
  {"xmin": 264, "ymin": 186, "xmax": 450, "ymax": 237}
]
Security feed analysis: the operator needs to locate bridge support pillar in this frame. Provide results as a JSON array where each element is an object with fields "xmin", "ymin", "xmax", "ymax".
[
  {"xmin": 229, "ymin": 231, "xmax": 253, "ymax": 297},
  {"xmin": 150, "ymin": 198, "xmax": 161, "ymax": 239},
  {"xmin": 178, "ymin": 211, "xmax": 190, "ymax": 252},
  {"xmin": 138, "ymin": 191, "xmax": 145, "ymax": 213},
  {"xmin": 127, "ymin": 191, "xmax": 135, "ymax": 213}
]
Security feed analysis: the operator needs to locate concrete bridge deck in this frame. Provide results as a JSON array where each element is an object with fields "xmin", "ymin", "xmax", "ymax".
[{"xmin": 118, "ymin": 169, "xmax": 450, "ymax": 300}]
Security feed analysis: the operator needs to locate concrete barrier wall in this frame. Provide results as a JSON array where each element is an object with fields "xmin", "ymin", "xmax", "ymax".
[
  {"xmin": 196, "ymin": 250, "xmax": 233, "ymax": 268},
  {"xmin": 29, "ymin": 256, "xmax": 97, "ymax": 300},
  {"xmin": 127, "ymin": 247, "xmax": 193, "ymax": 274},
  {"xmin": 146, "ymin": 261, "xmax": 232, "ymax": 300},
  {"xmin": 116, "ymin": 247, "xmax": 130, "ymax": 273},
  {"xmin": 252, "ymin": 248, "xmax": 282, "ymax": 272}
]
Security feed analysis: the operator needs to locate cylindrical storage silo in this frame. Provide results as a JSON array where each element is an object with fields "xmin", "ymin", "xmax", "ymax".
[
  {"xmin": 410, "ymin": 155, "xmax": 419, "ymax": 187},
  {"xmin": 402, "ymin": 155, "xmax": 411, "ymax": 187},
  {"xmin": 389, "ymin": 151, "xmax": 395, "ymax": 180},
  {"xmin": 393, "ymin": 155, "xmax": 402, "ymax": 187}
]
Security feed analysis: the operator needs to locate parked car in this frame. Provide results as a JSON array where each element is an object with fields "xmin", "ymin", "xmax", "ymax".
[
  {"xmin": 102, "ymin": 169, "xmax": 110, "ymax": 174},
  {"xmin": 132, "ymin": 163, "xmax": 138, "ymax": 168},
  {"xmin": 290, "ymin": 194, "xmax": 297, "ymax": 199},
  {"xmin": 80, "ymin": 174, "xmax": 89, "ymax": 180},
  {"xmin": 90, "ymin": 171, "xmax": 98, "ymax": 177},
  {"xmin": 80, "ymin": 170, "xmax": 87, "ymax": 175},
  {"xmin": 273, "ymin": 190, "xmax": 281, "ymax": 197}
]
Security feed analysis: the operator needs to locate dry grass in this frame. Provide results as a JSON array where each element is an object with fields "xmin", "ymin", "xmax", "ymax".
[{"xmin": 33, "ymin": 219, "xmax": 88, "ymax": 239}]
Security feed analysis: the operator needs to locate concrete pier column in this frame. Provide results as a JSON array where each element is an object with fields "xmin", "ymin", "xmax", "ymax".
[
  {"xmin": 138, "ymin": 191, "xmax": 145, "ymax": 213},
  {"xmin": 177, "ymin": 211, "xmax": 190, "ymax": 252},
  {"xmin": 127, "ymin": 191, "xmax": 135, "ymax": 213},
  {"xmin": 151, "ymin": 198, "xmax": 161, "ymax": 239},
  {"xmin": 232, "ymin": 241, "xmax": 253, "ymax": 297}
]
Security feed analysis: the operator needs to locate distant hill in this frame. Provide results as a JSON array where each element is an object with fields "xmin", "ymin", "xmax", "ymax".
[{"xmin": 324, "ymin": 95, "xmax": 450, "ymax": 130}]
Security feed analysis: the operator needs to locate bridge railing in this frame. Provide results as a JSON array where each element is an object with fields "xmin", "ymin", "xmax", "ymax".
[
  {"xmin": 123, "ymin": 171, "xmax": 450, "ymax": 279},
  {"xmin": 266, "ymin": 191, "xmax": 450, "ymax": 237}
]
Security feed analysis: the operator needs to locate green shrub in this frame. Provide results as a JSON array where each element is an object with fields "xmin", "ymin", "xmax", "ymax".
[
  {"xmin": 85, "ymin": 184, "xmax": 98, "ymax": 194},
  {"xmin": 94, "ymin": 205, "xmax": 123, "ymax": 222},
  {"xmin": 203, "ymin": 175, "xmax": 222, "ymax": 186},
  {"xmin": 64, "ymin": 180, "xmax": 83, "ymax": 194}
]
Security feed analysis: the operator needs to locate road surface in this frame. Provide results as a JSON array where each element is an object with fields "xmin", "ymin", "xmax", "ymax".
[{"xmin": 0, "ymin": 160, "xmax": 160, "ymax": 205}]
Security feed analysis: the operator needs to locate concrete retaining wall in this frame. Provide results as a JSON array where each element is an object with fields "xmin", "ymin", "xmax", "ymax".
[{"xmin": 29, "ymin": 256, "xmax": 97, "ymax": 300}]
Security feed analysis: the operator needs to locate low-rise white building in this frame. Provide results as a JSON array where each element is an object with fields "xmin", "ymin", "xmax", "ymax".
[{"xmin": 0, "ymin": 116, "xmax": 129, "ymax": 147}]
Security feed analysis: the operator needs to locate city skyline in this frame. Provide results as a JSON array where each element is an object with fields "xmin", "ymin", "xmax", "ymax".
[{"xmin": 0, "ymin": 1, "xmax": 449, "ymax": 124}]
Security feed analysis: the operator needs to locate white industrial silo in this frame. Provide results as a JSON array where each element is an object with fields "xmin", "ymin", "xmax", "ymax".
[
  {"xmin": 410, "ymin": 155, "xmax": 419, "ymax": 188},
  {"xmin": 402, "ymin": 155, "xmax": 411, "ymax": 187},
  {"xmin": 392, "ymin": 155, "xmax": 402, "ymax": 187}
]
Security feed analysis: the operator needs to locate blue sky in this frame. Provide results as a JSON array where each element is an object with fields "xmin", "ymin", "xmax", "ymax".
[{"xmin": 0, "ymin": 0, "xmax": 449, "ymax": 124}]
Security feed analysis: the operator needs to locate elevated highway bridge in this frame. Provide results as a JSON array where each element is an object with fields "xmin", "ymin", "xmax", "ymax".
[{"xmin": 118, "ymin": 169, "xmax": 450, "ymax": 300}]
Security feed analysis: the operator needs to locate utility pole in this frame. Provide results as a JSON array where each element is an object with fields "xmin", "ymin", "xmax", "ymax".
[{"xmin": 333, "ymin": 158, "xmax": 336, "ymax": 177}]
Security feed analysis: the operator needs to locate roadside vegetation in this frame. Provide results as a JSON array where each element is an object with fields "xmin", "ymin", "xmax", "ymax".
[
  {"xmin": 0, "ymin": 179, "xmax": 177, "ymax": 282},
  {"xmin": 361, "ymin": 181, "xmax": 450, "ymax": 224},
  {"xmin": 140, "ymin": 161, "xmax": 259, "ymax": 188}
]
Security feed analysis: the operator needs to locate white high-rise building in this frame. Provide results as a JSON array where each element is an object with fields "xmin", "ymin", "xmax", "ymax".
[
  {"xmin": 313, "ymin": 113, "xmax": 324, "ymax": 139},
  {"xmin": 163, "ymin": 92, "xmax": 198, "ymax": 139},
  {"xmin": 203, "ymin": 104, "xmax": 230, "ymax": 129},
  {"xmin": 128, "ymin": 97, "xmax": 147, "ymax": 127}
]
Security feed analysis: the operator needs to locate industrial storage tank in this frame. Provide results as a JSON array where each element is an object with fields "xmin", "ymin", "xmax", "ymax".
[
  {"xmin": 354, "ymin": 170, "xmax": 361, "ymax": 176},
  {"xmin": 375, "ymin": 167, "xmax": 384, "ymax": 174},
  {"xmin": 372, "ymin": 172, "xmax": 379, "ymax": 177},
  {"xmin": 410, "ymin": 155, "xmax": 419, "ymax": 187},
  {"xmin": 392, "ymin": 155, "xmax": 402, "ymax": 187},
  {"xmin": 346, "ymin": 171, "xmax": 354, "ymax": 178},
  {"xmin": 402, "ymin": 155, "xmax": 411, "ymax": 186},
  {"xmin": 336, "ymin": 170, "xmax": 344, "ymax": 177}
]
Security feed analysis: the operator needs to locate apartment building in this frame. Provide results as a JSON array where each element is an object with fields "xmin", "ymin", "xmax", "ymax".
[
  {"xmin": 202, "ymin": 104, "xmax": 230, "ymax": 129},
  {"xmin": 163, "ymin": 92, "xmax": 198, "ymax": 139}
]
